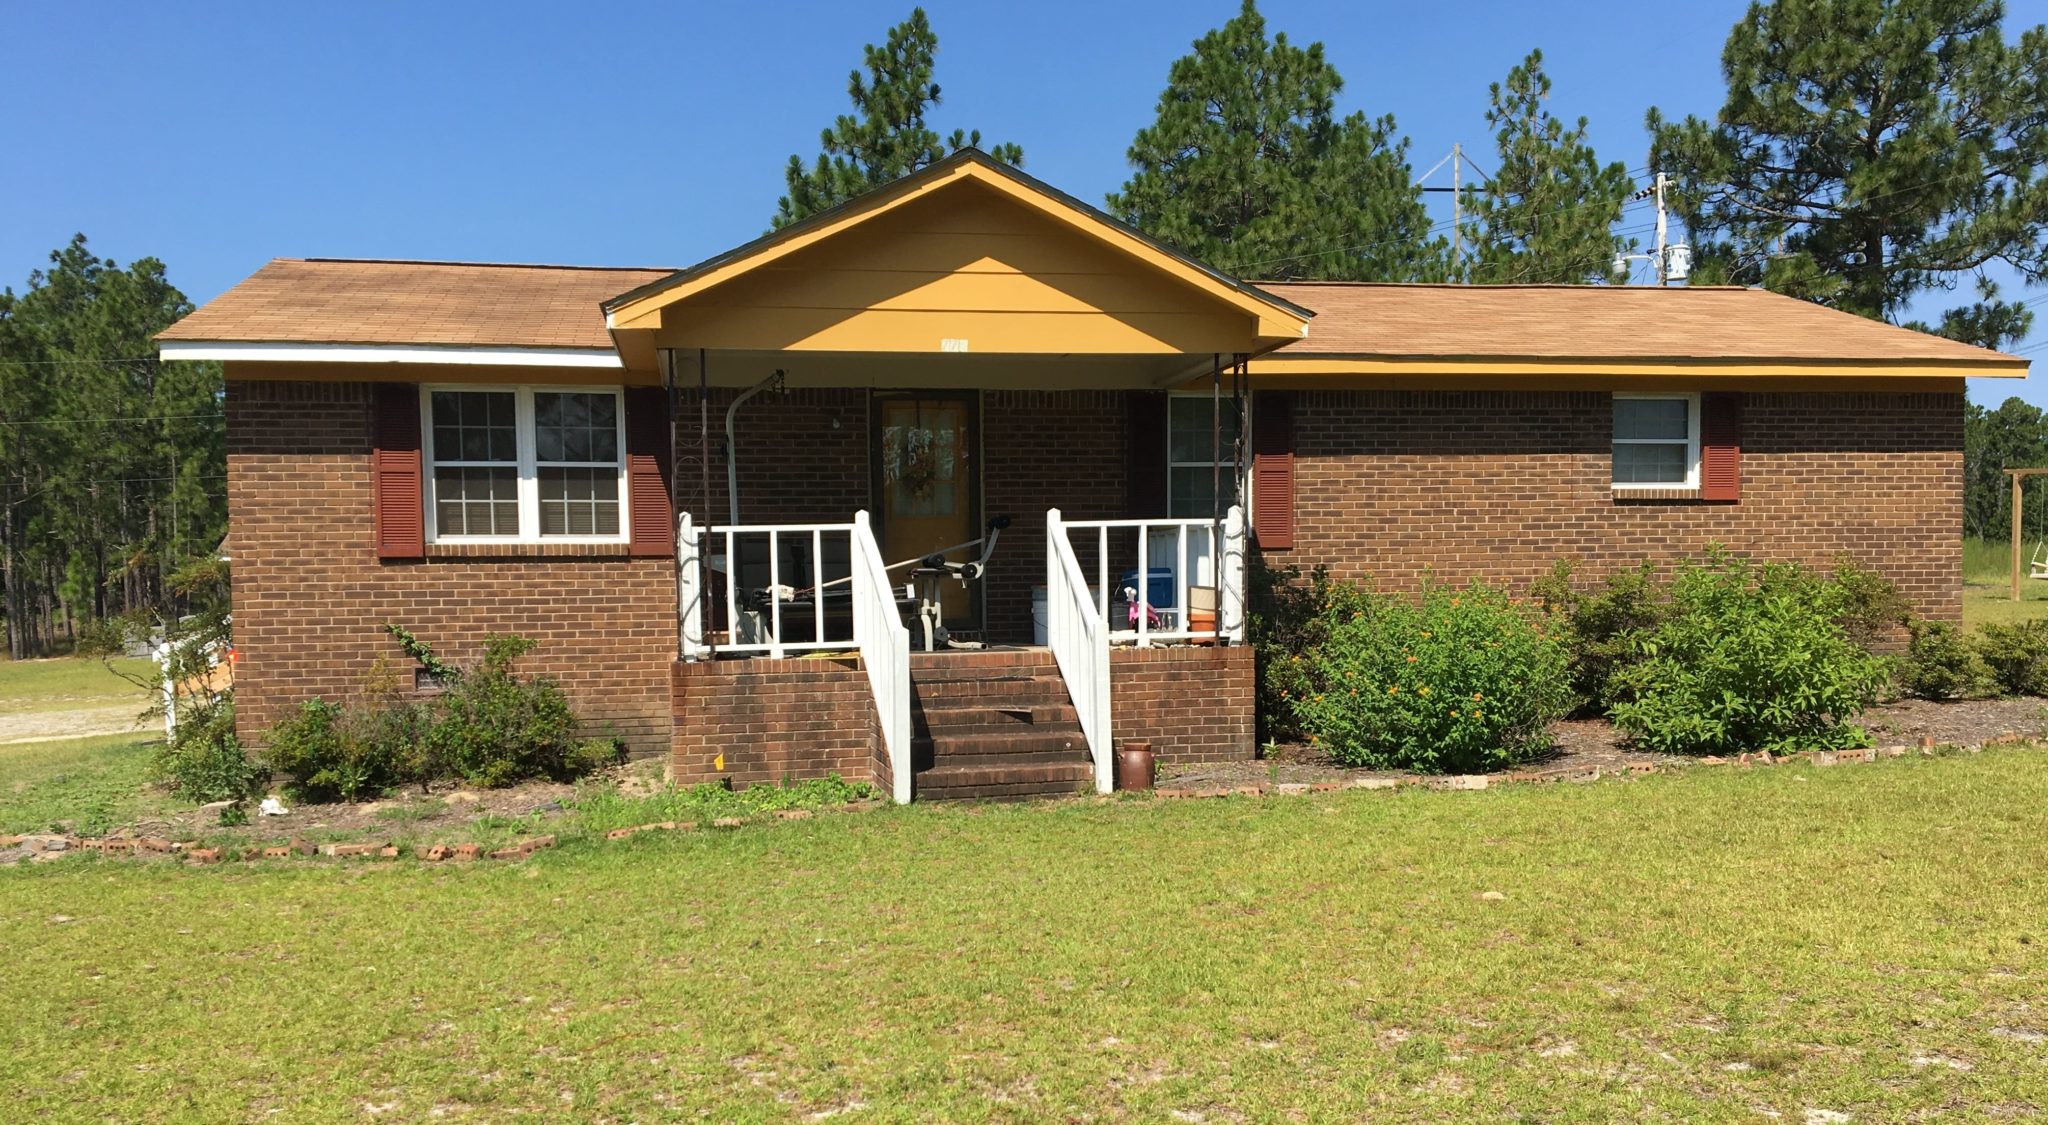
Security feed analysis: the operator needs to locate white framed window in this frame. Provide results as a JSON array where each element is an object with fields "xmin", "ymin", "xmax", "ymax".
[
  {"xmin": 1612, "ymin": 392, "xmax": 1700, "ymax": 489},
  {"xmin": 1166, "ymin": 392, "xmax": 1244, "ymax": 519},
  {"xmin": 422, "ymin": 385, "xmax": 628, "ymax": 543}
]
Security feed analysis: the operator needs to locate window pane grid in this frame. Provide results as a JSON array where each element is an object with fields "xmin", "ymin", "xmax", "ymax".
[
  {"xmin": 1167, "ymin": 395, "xmax": 1243, "ymax": 519},
  {"xmin": 1611, "ymin": 395, "xmax": 1695, "ymax": 487},
  {"xmin": 426, "ymin": 388, "xmax": 626, "ymax": 541}
]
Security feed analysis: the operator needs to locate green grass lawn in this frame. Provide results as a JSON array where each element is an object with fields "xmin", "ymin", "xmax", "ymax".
[
  {"xmin": 2, "ymin": 750, "xmax": 2045, "ymax": 1121},
  {"xmin": 1962, "ymin": 537, "xmax": 2048, "ymax": 629},
  {"xmin": 0, "ymin": 734, "xmax": 158, "ymax": 836},
  {"xmin": 0, "ymin": 654, "xmax": 156, "ymax": 715}
]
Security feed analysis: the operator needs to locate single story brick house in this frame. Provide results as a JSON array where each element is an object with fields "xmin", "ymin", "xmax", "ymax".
[{"xmin": 158, "ymin": 150, "xmax": 2025, "ymax": 801}]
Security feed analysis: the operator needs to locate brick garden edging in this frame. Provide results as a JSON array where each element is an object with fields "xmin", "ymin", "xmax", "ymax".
[
  {"xmin": 0, "ymin": 800, "xmax": 889, "ymax": 868},
  {"xmin": 1, "ymin": 738, "xmax": 2028, "ymax": 867}
]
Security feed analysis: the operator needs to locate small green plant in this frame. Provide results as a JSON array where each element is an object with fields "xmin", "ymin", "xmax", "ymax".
[
  {"xmin": 1900, "ymin": 619, "xmax": 1990, "ymax": 701},
  {"xmin": 1607, "ymin": 552, "xmax": 1893, "ymax": 755},
  {"xmin": 217, "ymin": 802, "xmax": 250, "ymax": 827},
  {"xmin": 263, "ymin": 698, "xmax": 399, "ymax": 803},
  {"xmin": 1291, "ymin": 579, "xmax": 1572, "ymax": 773},
  {"xmin": 1531, "ymin": 559, "xmax": 1667, "ymax": 713},
  {"xmin": 383, "ymin": 623, "xmax": 463, "ymax": 683},
  {"xmin": 1972, "ymin": 619, "xmax": 2048, "ymax": 696},
  {"xmin": 148, "ymin": 692, "xmax": 268, "ymax": 804},
  {"xmin": 422, "ymin": 634, "xmax": 586, "ymax": 787}
]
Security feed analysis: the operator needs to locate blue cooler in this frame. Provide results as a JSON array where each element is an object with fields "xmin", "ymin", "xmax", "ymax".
[{"xmin": 1116, "ymin": 568, "xmax": 1177, "ymax": 608}]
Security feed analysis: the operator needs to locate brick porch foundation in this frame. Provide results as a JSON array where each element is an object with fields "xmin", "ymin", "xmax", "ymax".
[{"xmin": 669, "ymin": 644, "xmax": 1257, "ymax": 793}]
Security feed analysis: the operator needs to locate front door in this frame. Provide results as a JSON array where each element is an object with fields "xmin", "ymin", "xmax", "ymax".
[{"xmin": 874, "ymin": 393, "xmax": 981, "ymax": 630}]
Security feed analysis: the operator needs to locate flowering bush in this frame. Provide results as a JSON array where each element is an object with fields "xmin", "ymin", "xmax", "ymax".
[
  {"xmin": 1291, "ymin": 580, "xmax": 1572, "ymax": 773},
  {"xmin": 1607, "ymin": 553, "xmax": 1892, "ymax": 755}
]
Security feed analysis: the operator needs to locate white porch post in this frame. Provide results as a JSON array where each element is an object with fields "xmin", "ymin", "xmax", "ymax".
[
  {"xmin": 678, "ymin": 511, "xmax": 706, "ymax": 661},
  {"xmin": 1223, "ymin": 504, "xmax": 1246, "ymax": 644}
]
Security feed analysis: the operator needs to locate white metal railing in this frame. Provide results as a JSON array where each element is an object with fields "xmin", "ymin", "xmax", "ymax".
[
  {"xmin": 680, "ymin": 516, "xmax": 860, "ymax": 659},
  {"xmin": 677, "ymin": 510, "xmax": 912, "ymax": 804},
  {"xmin": 1046, "ymin": 508, "xmax": 1114, "ymax": 794},
  {"xmin": 851, "ymin": 511, "xmax": 913, "ymax": 804},
  {"xmin": 1057, "ymin": 506, "xmax": 1246, "ymax": 647}
]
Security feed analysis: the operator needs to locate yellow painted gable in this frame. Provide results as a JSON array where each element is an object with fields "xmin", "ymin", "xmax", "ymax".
[{"xmin": 608, "ymin": 159, "xmax": 1309, "ymax": 358}]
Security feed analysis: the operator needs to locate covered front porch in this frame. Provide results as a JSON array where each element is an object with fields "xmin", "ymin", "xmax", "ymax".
[{"xmin": 601, "ymin": 151, "xmax": 1306, "ymax": 801}]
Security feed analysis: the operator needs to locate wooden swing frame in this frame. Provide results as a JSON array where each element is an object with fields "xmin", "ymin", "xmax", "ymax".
[{"xmin": 2005, "ymin": 468, "xmax": 2048, "ymax": 601}]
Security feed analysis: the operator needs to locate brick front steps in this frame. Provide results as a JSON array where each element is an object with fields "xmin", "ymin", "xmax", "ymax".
[{"xmin": 910, "ymin": 650, "xmax": 1094, "ymax": 801}]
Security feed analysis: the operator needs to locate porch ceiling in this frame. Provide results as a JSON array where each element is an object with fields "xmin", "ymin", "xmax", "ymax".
[{"xmin": 606, "ymin": 152, "xmax": 1311, "ymax": 376}]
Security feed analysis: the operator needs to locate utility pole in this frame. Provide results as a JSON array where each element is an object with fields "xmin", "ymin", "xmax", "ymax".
[
  {"xmin": 1652, "ymin": 171, "xmax": 1669, "ymax": 286},
  {"xmin": 1450, "ymin": 143, "xmax": 1462, "ymax": 266}
]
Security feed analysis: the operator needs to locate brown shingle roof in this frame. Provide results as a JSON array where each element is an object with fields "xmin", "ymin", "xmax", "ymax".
[
  {"xmin": 157, "ymin": 258, "xmax": 675, "ymax": 350},
  {"xmin": 162, "ymin": 260, "xmax": 2026, "ymax": 371},
  {"xmin": 1259, "ymin": 281, "xmax": 2025, "ymax": 368}
]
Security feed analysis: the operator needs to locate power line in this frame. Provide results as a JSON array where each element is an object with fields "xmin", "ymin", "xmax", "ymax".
[{"xmin": 1222, "ymin": 193, "xmax": 1654, "ymax": 275}]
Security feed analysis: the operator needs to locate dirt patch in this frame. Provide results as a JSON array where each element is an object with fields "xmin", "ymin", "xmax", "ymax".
[
  {"xmin": 116, "ymin": 776, "xmax": 587, "ymax": 847},
  {"xmin": 0, "ymin": 703, "xmax": 150, "ymax": 745},
  {"xmin": 1163, "ymin": 697, "xmax": 2048, "ymax": 789}
]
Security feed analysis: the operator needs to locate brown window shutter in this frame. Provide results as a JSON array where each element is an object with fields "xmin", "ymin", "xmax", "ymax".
[
  {"xmin": 1126, "ymin": 391, "xmax": 1168, "ymax": 518},
  {"xmin": 1251, "ymin": 390, "xmax": 1295, "ymax": 549},
  {"xmin": 371, "ymin": 383, "xmax": 425, "ymax": 559},
  {"xmin": 624, "ymin": 386, "xmax": 675, "ymax": 557},
  {"xmin": 1700, "ymin": 392, "xmax": 1742, "ymax": 502}
]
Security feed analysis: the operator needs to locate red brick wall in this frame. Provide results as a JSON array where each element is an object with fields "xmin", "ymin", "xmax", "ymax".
[
  {"xmin": 225, "ymin": 380, "xmax": 676, "ymax": 756},
  {"xmin": 1281, "ymin": 389, "xmax": 1964, "ymax": 620},
  {"xmin": 706, "ymin": 386, "xmax": 872, "ymax": 525},
  {"xmin": 670, "ymin": 656, "xmax": 878, "ymax": 787},
  {"xmin": 1111, "ymin": 645, "xmax": 1256, "ymax": 765},
  {"xmin": 982, "ymin": 390, "xmax": 1127, "ymax": 641}
]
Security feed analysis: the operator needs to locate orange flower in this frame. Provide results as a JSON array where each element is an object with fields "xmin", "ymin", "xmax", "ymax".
[
  {"xmin": 1472, "ymin": 692, "xmax": 1483, "ymax": 701},
  {"xmin": 1406, "ymin": 655, "xmax": 1417, "ymax": 663}
]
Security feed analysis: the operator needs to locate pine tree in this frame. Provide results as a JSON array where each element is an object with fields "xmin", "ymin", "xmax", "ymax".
[
  {"xmin": 0, "ymin": 235, "xmax": 223, "ymax": 657},
  {"xmin": 1108, "ymin": 0, "xmax": 1445, "ymax": 281},
  {"xmin": 1649, "ymin": 0, "xmax": 2048, "ymax": 347},
  {"xmin": 1460, "ymin": 49, "xmax": 1637, "ymax": 284},
  {"xmin": 773, "ymin": 8, "xmax": 1022, "ymax": 229}
]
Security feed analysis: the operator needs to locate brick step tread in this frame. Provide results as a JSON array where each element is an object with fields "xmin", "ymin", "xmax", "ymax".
[
  {"xmin": 907, "ymin": 665, "xmax": 1058, "ymax": 683},
  {"xmin": 911, "ymin": 682, "xmax": 1071, "ymax": 704},
  {"xmin": 913, "ymin": 703, "xmax": 1080, "ymax": 730},
  {"xmin": 914, "ymin": 761, "xmax": 1096, "ymax": 787},
  {"xmin": 914, "ymin": 719, "xmax": 1083, "ymax": 740},
  {"xmin": 914, "ymin": 730, "xmax": 1088, "ymax": 755},
  {"xmin": 916, "ymin": 750, "xmax": 1093, "ymax": 770},
  {"xmin": 916, "ymin": 782, "xmax": 1094, "ymax": 802}
]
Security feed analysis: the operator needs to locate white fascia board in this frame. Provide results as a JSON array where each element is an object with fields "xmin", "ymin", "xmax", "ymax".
[{"xmin": 157, "ymin": 341, "xmax": 624, "ymax": 368}]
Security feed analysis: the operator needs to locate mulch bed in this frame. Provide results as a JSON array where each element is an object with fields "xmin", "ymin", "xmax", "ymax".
[{"xmin": 1161, "ymin": 696, "xmax": 2048, "ymax": 789}]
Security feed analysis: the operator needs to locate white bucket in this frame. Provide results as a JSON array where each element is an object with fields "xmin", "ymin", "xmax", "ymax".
[{"xmin": 1031, "ymin": 585, "xmax": 1049, "ymax": 645}]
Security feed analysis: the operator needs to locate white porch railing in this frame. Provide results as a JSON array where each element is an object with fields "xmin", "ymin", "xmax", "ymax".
[
  {"xmin": 1057, "ymin": 506, "xmax": 1246, "ymax": 647},
  {"xmin": 851, "ymin": 511, "xmax": 912, "ymax": 804},
  {"xmin": 1045, "ymin": 508, "xmax": 1114, "ymax": 795},
  {"xmin": 676, "ymin": 510, "xmax": 912, "ymax": 804}
]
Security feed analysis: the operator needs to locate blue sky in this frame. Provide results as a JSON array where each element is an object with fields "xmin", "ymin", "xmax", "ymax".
[{"xmin": 3, "ymin": 0, "xmax": 2041, "ymax": 402}]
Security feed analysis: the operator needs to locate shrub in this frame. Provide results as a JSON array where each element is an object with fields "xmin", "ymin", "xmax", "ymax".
[
  {"xmin": 421, "ymin": 634, "xmax": 589, "ymax": 787},
  {"xmin": 1291, "ymin": 580, "xmax": 1572, "ymax": 773},
  {"xmin": 149, "ymin": 692, "xmax": 267, "ymax": 803},
  {"xmin": 1247, "ymin": 559, "xmax": 1375, "ymax": 742},
  {"xmin": 1814, "ymin": 556, "xmax": 1914, "ymax": 649},
  {"xmin": 263, "ymin": 698, "xmax": 408, "ymax": 803},
  {"xmin": 1531, "ymin": 559, "xmax": 1666, "ymax": 713},
  {"xmin": 1607, "ymin": 553, "xmax": 1893, "ymax": 755},
  {"xmin": 1972, "ymin": 620, "xmax": 2048, "ymax": 696},
  {"xmin": 1900, "ymin": 619, "xmax": 1990, "ymax": 701},
  {"xmin": 262, "ymin": 633, "xmax": 612, "ymax": 802}
]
